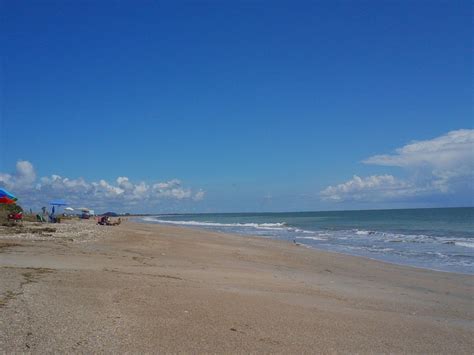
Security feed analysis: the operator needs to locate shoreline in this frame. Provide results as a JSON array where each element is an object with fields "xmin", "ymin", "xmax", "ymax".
[
  {"xmin": 136, "ymin": 218, "xmax": 474, "ymax": 276},
  {"xmin": 1, "ymin": 219, "xmax": 473, "ymax": 352}
]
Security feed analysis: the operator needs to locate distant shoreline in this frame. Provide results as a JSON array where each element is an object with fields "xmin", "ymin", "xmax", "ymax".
[
  {"xmin": 136, "ymin": 217, "xmax": 473, "ymax": 276},
  {"xmin": 135, "ymin": 208, "xmax": 474, "ymax": 275}
]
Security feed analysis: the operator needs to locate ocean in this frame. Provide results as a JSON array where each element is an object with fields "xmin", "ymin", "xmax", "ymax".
[{"xmin": 140, "ymin": 207, "xmax": 474, "ymax": 274}]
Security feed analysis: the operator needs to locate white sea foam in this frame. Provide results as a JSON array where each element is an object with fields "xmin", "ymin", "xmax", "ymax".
[
  {"xmin": 355, "ymin": 230, "xmax": 376, "ymax": 235},
  {"xmin": 455, "ymin": 242, "xmax": 474, "ymax": 249},
  {"xmin": 291, "ymin": 228, "xmax": 316, "ymax": 234},
  {"xmin": 296, "ymin": 236, "xmax": 327, "ymax": 241},
  {"xmin": 142, "ymin": 217, "xmax": 288, "ymax": 230}
]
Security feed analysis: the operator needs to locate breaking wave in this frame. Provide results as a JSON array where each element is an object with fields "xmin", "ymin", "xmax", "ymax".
[{"xmin": 141, "ymin": 217, "xmax": 289, "ymax": 230}]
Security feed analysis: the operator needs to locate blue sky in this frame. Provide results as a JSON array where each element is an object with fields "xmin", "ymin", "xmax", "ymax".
[{"xmin": 1, "ymin": 1, "xmax": 472, "ymax": 213}]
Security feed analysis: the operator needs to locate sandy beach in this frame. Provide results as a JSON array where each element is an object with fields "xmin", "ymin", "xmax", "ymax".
[{"xmin": 0, "ymin": 219, "xmax": 472, "ymax": 353}]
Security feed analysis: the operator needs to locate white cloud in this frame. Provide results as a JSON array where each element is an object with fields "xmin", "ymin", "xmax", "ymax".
[
  {"xmin": 321, "ymin": 129, "xmax": 474, "ymax": 202},
  {"xmin": 193, "ymin": 189, "xmax": 205, "ymax": 201},
  {"xmin": 321, "ymin": 175, "xmax": 425, "ymax": 201},
  {"xmin": 0, "ymin": 161, "xmax": 205, "ymax": 210},
  {"xmin": 151, "ymin": 179, "xmax": 193, "ymax": 199},
  {"xmin": 16, "ymin": 160, "xmax": 36, "ymax": 186},
  {"xmin": 39, "ymin": 175, "xmax": 91, "ymax": 193},
  {"xmin": 0, "ymin": 160, "xmax": 36, "ymax": 190},
  {"xmin": 364, "ymin": 129, "xmax": 473, "ymax": 177},
  {"xmin": 117, "ymin": 176, "xmax": 133, "ymax": 190}
]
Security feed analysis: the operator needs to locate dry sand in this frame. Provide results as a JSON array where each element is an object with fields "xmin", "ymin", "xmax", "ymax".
[{"xmin": 0, "ymin": 219, "xmax": 472, "ymax": 353}]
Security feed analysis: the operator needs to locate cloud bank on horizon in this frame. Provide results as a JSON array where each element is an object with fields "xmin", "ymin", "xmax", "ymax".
[
  {"xmin": 1, "ymin": 129, "xmax": 472, "ymax": 212},
  {"xmin": 0, "ymin": 162, "xmax": 204, "ymax": 211},
  {"xmin": 321, "ymin": 129, "xmax": 474, "ymax": 203}
]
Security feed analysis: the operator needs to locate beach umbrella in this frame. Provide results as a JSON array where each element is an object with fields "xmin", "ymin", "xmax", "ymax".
[
  {"xmin": 0, "ymin": 188, "xmax": 17, "ymax": 204},
  {"xmin": 50, "ymin": 199, "xmax": 67, "ymax": 206},
  {"xmin": 0, "ymin": 188, "xmax": 16, "ymax": 200},
  {"xmin": 49, "ymin": 199, "xmax": 67, "ymax": 216},
  {"xmin": 0, "ymin": 196, "xmax": 16, "ymax": 204}
]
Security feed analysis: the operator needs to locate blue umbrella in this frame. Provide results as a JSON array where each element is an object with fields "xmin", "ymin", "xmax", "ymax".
[
  {"xmin": 49, "ymin": 200, "xmax": 67, "ymax": 206},
  {"xmin": 49, "ymin": 200, "xmax": 67, "ymax": 217},
  {"xmin": 0, "ymin": 188, "xmax": 17, "ymax": 204}
]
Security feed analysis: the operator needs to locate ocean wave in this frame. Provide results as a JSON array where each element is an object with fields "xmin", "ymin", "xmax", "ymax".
[
  {"xmin": 385, "ymin": 234, "xmax": 436, "ymax": 243},
  {"xmin": 142, "ymin": 217, "xmax": 288, "ymax": 230},
  {"xmin": 296, "ymin": 236, "xmax": 327, "ymax": 241},
  {"xmin": 355, "ymin": 230, "xmax": 375, "ymax": 235},
  {"xmin": 290, "ymin": 228, "xmax": 316, "ymax": 234},
  {"xmin": 144, "ymin": 217, "xmax": 474, "ymax": 249},
  {"xmin": 455, "ymin": 241, "xmax": 474, "ymax": 249},
  {"xmin": 384, "ymin": 234, "xmax": 474, "ymax": 247}
]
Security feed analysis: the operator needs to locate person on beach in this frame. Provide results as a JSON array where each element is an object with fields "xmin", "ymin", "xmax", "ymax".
[
  {"xmin": 41, "ymin": 206, "xmax": 48, "ymax": 219},
  {"xmin": 98, "ymin": 216, "xmax": 121, "ymax": 226},
  {"xmin": 98, "ymin": 216, "xmax": 109, "ymax": 225}
]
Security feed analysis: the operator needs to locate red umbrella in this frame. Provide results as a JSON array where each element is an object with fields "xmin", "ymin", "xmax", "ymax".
[{"xmin": 0, "ymin": 196, "xmax": 16, "ymax": 204}]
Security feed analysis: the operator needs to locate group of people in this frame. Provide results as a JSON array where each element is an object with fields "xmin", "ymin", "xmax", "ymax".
[
  {"xmin": 35, "ymin": 206, "xmax": 59, "ymax": 223},
  {"xmin": 32, "ymin": 206, "xmax": 122, "ymax": 226},
  {"xmin": 98, "ymin": 216, "xmax": 121, "ymax": 226}
]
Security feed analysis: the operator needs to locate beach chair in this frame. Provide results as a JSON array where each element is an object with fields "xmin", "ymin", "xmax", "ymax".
[{"xmin": 36, "ymin": 214, "xmax": 46, "ymax": 223}]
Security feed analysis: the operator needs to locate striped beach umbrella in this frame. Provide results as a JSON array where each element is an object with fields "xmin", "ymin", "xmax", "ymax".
[{"xmin": 0, "ymin": 188, "xmax": 17, "ymax": 204}]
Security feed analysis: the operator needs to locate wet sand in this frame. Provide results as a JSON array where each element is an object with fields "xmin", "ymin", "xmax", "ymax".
[{"xmin": 0, "ymin": 219, "xmax": 473, "ymax": 353}]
